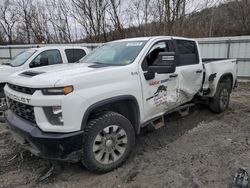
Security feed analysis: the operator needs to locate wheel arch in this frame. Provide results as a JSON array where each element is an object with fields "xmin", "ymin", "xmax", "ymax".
[
  {"xmin": 81, "ymin": 95, "xmax": 141, "ymax": 134},
  {"xmin": 217, "ymin": 73, "xmax": 233, "ymax": 92}
]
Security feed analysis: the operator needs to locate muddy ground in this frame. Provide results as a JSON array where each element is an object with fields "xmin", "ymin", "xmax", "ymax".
[{"xmin": 0, "ymin": 83, "xmax": 250, "ymax": 188}]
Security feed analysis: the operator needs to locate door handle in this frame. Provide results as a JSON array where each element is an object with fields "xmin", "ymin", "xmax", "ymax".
[
  {"xmin": 169, "ymin": 74, "xmax": 178, "ymax": 78},
  {"xmin": 196, "ymin": 69, "xmax": 203, "ymax": 73}
]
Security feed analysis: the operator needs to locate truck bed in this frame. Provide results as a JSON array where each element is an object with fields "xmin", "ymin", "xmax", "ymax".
[{"xmin": 202, "ymin": 58, "xmax": 237, "ymax": 97}]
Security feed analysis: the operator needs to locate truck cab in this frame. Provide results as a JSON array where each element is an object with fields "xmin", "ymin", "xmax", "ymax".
[{"xmin": 4, "ymin": 36, "xmax": 237, "ymax": 173}]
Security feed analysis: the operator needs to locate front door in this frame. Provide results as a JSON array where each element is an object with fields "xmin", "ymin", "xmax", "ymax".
[{"xmin": 140, "ymin": 40, "xmax": 179, "ymax": 122}]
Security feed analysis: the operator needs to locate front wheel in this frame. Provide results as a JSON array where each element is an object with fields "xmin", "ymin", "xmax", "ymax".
[
  {"xmin": 82, "ymin": 111, "xmax": 135, "ymax": 173},
  {"xmin": 209, "ymin": 82, "xmax": 231, "ymax": 113}
]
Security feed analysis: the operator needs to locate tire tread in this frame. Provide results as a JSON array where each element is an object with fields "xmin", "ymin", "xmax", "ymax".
[{"xmin": 82, "ymin": 111, "xmax": 135, "ymax": 173}]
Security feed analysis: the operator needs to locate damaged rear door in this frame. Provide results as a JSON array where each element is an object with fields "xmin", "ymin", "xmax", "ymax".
[{"xmin": 174, "ymin": 39, "xmax": 203, "ymax": 104}]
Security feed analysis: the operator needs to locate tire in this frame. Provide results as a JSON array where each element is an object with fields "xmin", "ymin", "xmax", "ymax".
[
  {"xmin": 82, "ymin": 111, "xmax": 135, "ymax": 173},
  {"xmin": 209, "ymin": 82, "xmax": 231, "ymax": 113}
]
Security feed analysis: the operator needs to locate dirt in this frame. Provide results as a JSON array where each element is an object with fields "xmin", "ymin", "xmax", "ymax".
[{"xmin": 0, "ymin": 82, "xmax": 250, "ymax": 188}]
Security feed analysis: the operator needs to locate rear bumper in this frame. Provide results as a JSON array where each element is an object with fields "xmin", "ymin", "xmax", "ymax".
[{"xmin": 4, "ymin": 110, "xmax": 84, "ymax": 162}]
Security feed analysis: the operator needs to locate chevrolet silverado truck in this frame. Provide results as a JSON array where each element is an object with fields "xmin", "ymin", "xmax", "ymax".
[
  {"xmin": 4, "ymin": 36, "xmax": 237, "ymax": 173},
  {"xmin": 0, "ymin": 46, "xmax": 89, "ymax": 122}
]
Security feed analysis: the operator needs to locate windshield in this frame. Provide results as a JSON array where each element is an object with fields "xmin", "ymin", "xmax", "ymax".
[
  {"xmin": 9, "ymin": 49, "xmax": 37, "ymax": 67},
  {"xmin": 81, "ymin": 41, "xmax": 147, "ymax": 65}
]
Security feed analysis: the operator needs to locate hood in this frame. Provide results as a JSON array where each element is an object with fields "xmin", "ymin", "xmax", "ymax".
[
  {"xmin": 0, "ymin": 65, "xmax": 11, "ymax": 71},
  {"xmin": 7, "ymin": 63, "xmax": 121, "ymax": 88},
  {"xmin": 0, "ymin": 65, "xmax": 21, "ymax": 83}
]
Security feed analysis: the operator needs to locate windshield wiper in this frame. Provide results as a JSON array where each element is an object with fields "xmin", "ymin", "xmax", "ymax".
[
  {"xmin": 90, "ymin": 62, "xmax": 124, "ymax": 66},
  {"xmin": 91, "ymin": 62, "xmax": 104, "ymax": 65},
  {"xmin": 91, "ymin": 62, "xmax": 112, "ymax": 66}
]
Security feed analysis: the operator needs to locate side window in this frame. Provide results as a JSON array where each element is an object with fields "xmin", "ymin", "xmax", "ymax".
[
  {"xmin": 142, "ymin": 41, "xmax": 170, "ymax": 70},
  {"xmin": 30, "ymin": 50, "xmax": 62, "ymax": 68},
  {"xmin": 65, "ymin": 49, "xmax": 86, "ymax": 63},
  {"xmin": 176, "ymin": 40, "xmax": 199, "ymax": 66}
]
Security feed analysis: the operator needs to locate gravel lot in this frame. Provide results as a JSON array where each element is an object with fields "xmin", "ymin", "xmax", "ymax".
[{"xmin": 0, "ymin": 82, "xmax": 250, "ymax": 188}]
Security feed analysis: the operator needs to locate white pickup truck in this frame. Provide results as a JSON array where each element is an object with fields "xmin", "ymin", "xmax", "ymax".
[
  {"xmin": 4, "ymin": 36, "xmax": 237, "ymax": 173},
  {"xmin": 0, "ymin": 46, "xmax": 89, "ymax": 121}
]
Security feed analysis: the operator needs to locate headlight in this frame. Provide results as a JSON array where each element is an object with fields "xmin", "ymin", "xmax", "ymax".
[{"xmin": 42, "ymin": 86, "xmax": 73, "ymax": 95}]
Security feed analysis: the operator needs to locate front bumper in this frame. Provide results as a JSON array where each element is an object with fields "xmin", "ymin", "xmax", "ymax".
[{"xmin": 5, "ymin": 110, "xmax": 84, "ymax": 162}]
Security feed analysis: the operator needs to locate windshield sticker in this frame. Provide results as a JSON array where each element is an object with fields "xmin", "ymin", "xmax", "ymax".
[
  {"xmin": 126, "ymin": 42, "xmax": 143, "ymax": 47},
  {"xmin": 146, "ymin": 85, "xmax": 168, "ymax": 107}
]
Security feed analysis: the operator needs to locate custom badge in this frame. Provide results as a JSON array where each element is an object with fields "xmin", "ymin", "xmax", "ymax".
[{"xmin": 146, "ymin": 85, "xmax": 168, "ymax": 107}]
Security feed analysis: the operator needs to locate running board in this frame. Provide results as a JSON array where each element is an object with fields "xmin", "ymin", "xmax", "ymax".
[
  {"xmin": 141, "ymin": 103, "xmax": 196, "ymax": 129},
  {"xmin": 147, "ymin": 116, "xmax": 165, "ymax": 130},
  {"xmin": 165, "ymin": 103, "xmax": 195, "ymax": 116}
]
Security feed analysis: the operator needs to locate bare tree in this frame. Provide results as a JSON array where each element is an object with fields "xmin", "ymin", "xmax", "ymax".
[
  {"xmin": 72, "ymin": 0, "xmax": 108, "ymax": 42},
  {"xmin": 0, "ymin": 0, "xmax": 18, "ymax": 44},
  {"xmin": 0, "ymin": 0, "xmax": 249, "ymax": 44},
  {"xmin": 16, "ymin": 0, "xmax": 33, "ymax": 43},
  {"xmin": 106, "ymin": 0, "xmax": 123, "ymax": 39},
  {"xmin": 45, "ymin": 0, "xmax": 72, "ymax": 43},
  {"xmin": 226, "ymin": 0, "xmax": 250, "ymax": 34}
]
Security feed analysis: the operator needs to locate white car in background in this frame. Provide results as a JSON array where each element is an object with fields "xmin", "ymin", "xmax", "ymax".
[{"xmin": 0, "ymin": 46, "xmax": 89, "ymax": 121}]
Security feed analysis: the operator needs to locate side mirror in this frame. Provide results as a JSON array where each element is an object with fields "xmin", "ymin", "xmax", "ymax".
[
  {"xmin": 148, "ymin": 52, "xmax": 176, "ymax": 74},
  {"xmin": 29, "ymin": 61, "xmax": 36, "ymax": 68},
  {"xmin": 30, "ymin": 57, "xmax": 49, "ymax": 68}
]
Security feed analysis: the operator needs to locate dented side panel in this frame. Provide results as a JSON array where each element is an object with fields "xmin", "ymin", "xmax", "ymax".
[
  {"xmin": 176, "ymin": 65, "xmax": 203, "ymax": 104},
  {"xmin": 202, "ymin": 59, "xmax": 237, "ymax": 97}
]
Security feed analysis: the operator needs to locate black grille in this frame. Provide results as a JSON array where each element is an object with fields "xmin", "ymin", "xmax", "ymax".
[
  {"xmin": 8, "ymin": 98, "xmax": 36, "ymax": 124},
  {"xmin": 8, "ymin": 83, "xmax": 36, "ymax": 95}
]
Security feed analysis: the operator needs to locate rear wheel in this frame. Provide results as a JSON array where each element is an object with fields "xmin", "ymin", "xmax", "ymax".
[
  {"xmin": 209, "ymin": 82, "xmax": 231, "ymax": 113},
  {"xmin": 82, "ymin": 111, "xmax": 135, "ymax": 173}
]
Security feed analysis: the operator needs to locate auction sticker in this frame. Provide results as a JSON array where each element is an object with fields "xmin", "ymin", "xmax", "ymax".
[{"xmin": 126, "ymin": 42, "xmax": 143, "ymax": 46}]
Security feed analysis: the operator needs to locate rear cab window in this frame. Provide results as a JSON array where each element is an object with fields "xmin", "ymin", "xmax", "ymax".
[
  {"xmin": 175, "ymin": 40, "xmax": 199, "ymax": 66},
  {"xmin": 65, "ymin": 49, "xmax": 86, "ymax": 63}
]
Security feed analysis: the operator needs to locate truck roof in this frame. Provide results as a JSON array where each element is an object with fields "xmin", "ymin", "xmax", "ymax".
[
  {"xmin": 113, "ymin": 36, "xmax": 195, "ymax": 42},
  {"xmin": 28, "ymin": 46, "xmax": 88, "ymax": 52}
]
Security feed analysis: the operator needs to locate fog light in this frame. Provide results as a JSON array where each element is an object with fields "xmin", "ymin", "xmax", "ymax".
[
  {"xmin": 52, "ymin": 106, "xmax": 62, "ymax": 115},
  {"xmin": 59, "ymin": 116, "xmax": 63, "ymax": 123},
  {"xmin": 43, "ymin": 106, "xmax": 63, "ymax": 125}
]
